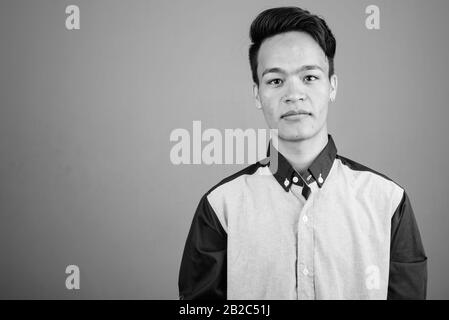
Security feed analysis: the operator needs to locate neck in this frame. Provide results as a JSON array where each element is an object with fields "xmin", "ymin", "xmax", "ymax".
[{"xmin": 273, "ymin": 130, "xmax": 328, "ymax": 173}]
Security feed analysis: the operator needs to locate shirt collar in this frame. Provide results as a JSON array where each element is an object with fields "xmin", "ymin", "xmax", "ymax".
[{"xmin": 263, "ymin": 135, "xmax": 338, "ymax": 192}]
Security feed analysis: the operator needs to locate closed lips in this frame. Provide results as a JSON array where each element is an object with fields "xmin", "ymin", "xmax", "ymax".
[{"xmin": 281, "ymin": 111, "xmax": 312, "ymax": 118}]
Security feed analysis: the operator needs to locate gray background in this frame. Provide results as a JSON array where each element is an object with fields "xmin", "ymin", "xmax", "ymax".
[{"xmin": 0, "ymin": 0, "xmax": 448, "ymax": 299}]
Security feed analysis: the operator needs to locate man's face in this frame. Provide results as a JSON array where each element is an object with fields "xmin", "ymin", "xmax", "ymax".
[{"xmin": 254, "ymin": 31, "xmax": 337, "ymax": 142}]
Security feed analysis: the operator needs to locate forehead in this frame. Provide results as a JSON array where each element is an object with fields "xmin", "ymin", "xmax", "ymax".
[{"xmin": 257, "ymin": 31, "xmax": 328, "ymax": 74}]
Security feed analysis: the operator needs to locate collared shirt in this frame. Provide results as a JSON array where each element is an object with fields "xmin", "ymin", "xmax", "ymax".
[{"xmin": 179, "ymin": 135, "xmax": 427, "ymax": 300}]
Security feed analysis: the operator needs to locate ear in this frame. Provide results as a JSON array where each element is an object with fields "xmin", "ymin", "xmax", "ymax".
[
  {"xmin": 329, "ymin": 74, "xmax": 338, "ymax": 102},
  {"xmin": 253, "ymin": 83, "xmax": 262, "ymax": 109}
]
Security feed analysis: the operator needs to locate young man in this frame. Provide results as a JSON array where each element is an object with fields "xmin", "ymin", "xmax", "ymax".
[{"xmin": 178, "ymin": 7, "xmax": 427, "ymax": 299}]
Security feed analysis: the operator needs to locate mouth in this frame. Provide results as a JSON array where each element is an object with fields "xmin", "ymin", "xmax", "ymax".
[{"xmin": 281, "ymin": 110, "xmax": 312, "ymax": 119}]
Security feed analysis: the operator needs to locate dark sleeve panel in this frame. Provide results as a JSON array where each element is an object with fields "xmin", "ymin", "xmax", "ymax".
[
  {"xmin": 388, "ymin": 191, "xmax": 427, "ymax": 299},
  {"xmin": 178, "ymin": 195, "xmax": 227, "ymax": 300}
]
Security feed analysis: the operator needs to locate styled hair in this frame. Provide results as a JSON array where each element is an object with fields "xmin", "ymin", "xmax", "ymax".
[{"xmin": 249, "ymin": 7, "xmax": 336, "ymax": 85}]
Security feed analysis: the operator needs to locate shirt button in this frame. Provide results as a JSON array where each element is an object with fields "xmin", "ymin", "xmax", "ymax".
[
  {"xmin": 303, "ymin": 267, "xmax": 309, "ymax": 276},
  {"xmin": 284, "ymin": 178, "xmax": 289, "ymax": 187},
  {"xmin": 318, "ymin": 174, "xmax": 324, "ymax": 184},
  {"xmin": 293, "ymin": 176, "xmax": 299, "ymax": 183},
  {"xmin": 302, "ymin": 215, "xmax": 308, "ymax": 223}
]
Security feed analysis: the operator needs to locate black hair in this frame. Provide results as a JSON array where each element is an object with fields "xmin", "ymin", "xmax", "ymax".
[{"xmin": 249, "ymin": 7, "xmax": 336, "ymax": 85}]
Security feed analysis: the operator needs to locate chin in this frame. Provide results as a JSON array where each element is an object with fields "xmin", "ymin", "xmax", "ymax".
[
  {"xmin": 277, "ymin": 126, "xmax": 312, "ymax": 141},
  {"xmin": 278, "ymin": 131, "xmax": 313, "ymax": 142}
]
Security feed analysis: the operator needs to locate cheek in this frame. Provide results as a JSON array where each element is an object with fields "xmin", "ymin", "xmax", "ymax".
[
  {"xmin": 260, "ymin": 91, "xmax": 281, "ymax": 112},
  {"xmin": 311, "ymin": 87, "xmax": 330, "ymax": 109},
  {"xmin": 259, "ymin": 94, "xmax": 281, "ymax": 127}
]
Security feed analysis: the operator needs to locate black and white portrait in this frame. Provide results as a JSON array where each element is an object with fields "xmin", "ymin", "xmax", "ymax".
[{"xmin": 0, "ymin": 0, "xmax": 447, "ymax": 301}]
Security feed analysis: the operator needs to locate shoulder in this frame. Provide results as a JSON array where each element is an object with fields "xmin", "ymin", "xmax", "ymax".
[
  {"xmin": 197, "ymin": 160, "xmax": 268, "ymax": 232},
  {"xmin": 204, "ymin": 160, "xmax": 267, "ymax": 198},
  {"xmin": 334, "ymin": 154, "xmax": 406, "ymax": 211},
  {"xmin": 335, "ymin": 154, "xmax": 397, "ymax": 184}
]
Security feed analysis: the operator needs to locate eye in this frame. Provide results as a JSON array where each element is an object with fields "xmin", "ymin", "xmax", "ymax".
[
  {"xmin": 267, "ymin": 78, "xmax": 283, "ymax": 87},
  {"xmin": 304, "ymin": 75, "xmax": 319, "ymax": 82}
]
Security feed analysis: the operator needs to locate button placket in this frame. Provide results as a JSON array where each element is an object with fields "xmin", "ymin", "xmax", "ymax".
[{"xmin": 297, "ymin": 193, "xmax": 315, "ymax": 299}]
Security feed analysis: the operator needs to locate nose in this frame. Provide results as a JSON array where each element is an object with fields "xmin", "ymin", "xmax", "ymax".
[{"xmin": 283, "ymin": 78, "xmax": 306, "ymax": 103}]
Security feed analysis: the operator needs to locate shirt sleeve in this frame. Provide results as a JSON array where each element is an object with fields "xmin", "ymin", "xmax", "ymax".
[
  {"xmin": 178, "ymin": 194, "xmax": 227, "ymax": 300},
  {"xmin": 388, "ymin": 191, "xmax": 427, "ymax": 299}
]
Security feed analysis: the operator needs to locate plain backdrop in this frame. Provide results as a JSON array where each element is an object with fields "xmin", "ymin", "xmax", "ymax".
[{"xmin": 0, "ymin": 0, "xmax": 448, "ymax": 299}]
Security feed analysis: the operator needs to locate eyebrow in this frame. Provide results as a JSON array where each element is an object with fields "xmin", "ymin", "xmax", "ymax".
[{"xmin": 261, "ymin": 65, "xmax": 324, "ymax": 77}]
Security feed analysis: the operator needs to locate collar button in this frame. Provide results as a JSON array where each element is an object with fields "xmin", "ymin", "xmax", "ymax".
[{"xmin": 318, "ymin": 174, "xmax": 324, "ymax": 184}]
